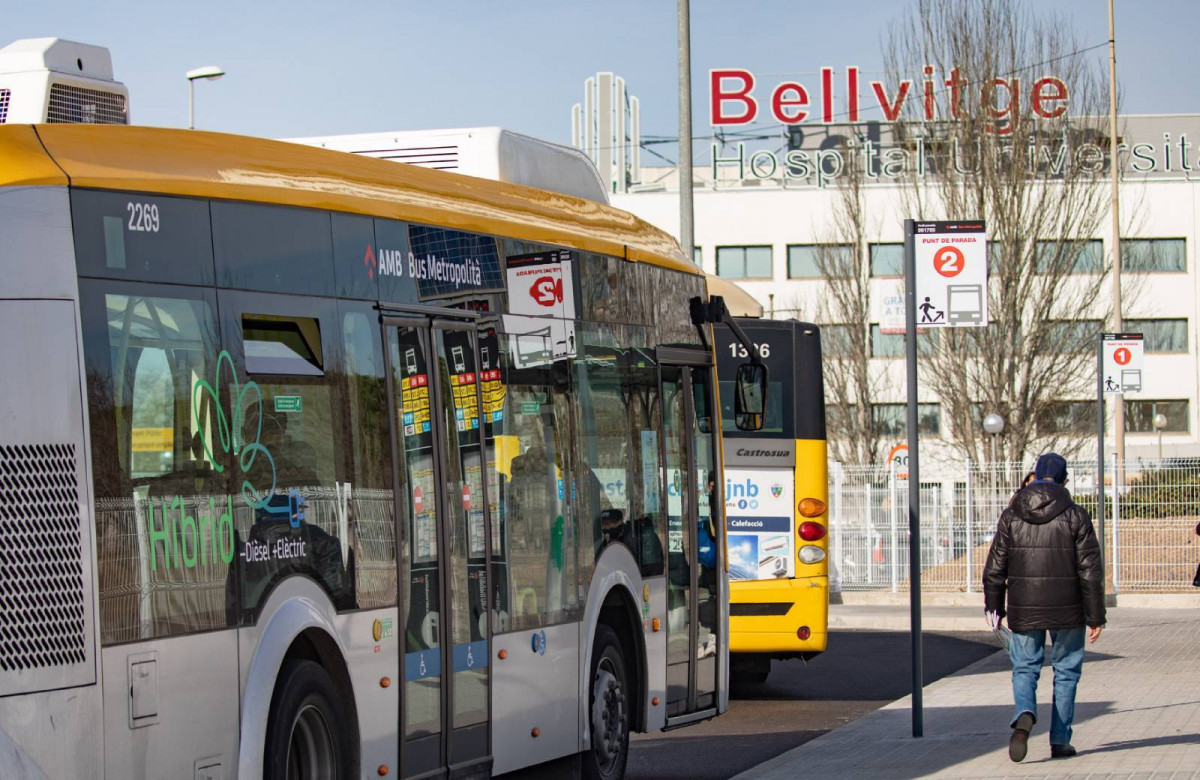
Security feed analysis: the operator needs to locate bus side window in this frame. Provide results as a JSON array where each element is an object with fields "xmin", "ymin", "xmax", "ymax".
[
  {"xmin": 81, "ymin": 284, "xmax": 230, "ymax": 646},
  {"xmin": 493, "ymin": 324, "xmax": 579, "ymax": 630},
  {"xmin": 341, "ymin": 307, "xmax": 397, "ymax": 610}
]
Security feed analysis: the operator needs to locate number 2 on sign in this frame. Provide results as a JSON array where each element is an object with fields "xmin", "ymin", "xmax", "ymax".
[{"xmin": 933, "ymin": 246, "xmax": 964, "ymax": 278}]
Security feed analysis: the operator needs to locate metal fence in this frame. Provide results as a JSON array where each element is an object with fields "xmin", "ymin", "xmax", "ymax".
[{"xmin": 829, "ymin": 457, "xmax": 1200, "ymax": 594}]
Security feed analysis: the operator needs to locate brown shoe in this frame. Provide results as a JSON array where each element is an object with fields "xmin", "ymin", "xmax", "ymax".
[
  {"xmin": 1009, "ymin": 713, "xmax": 1034, "ymax": 762},
  {"xmin": 1050, "ymin": 744, "xmax": 1076, "ymax": 758}
]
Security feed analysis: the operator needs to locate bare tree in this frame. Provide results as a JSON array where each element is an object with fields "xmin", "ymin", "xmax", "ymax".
[
  {"xmin": 783, "ymin": 139, "xmax": 896, "ymax": 465},
  {"xmin": 884, "ymin": 0, "xmax": 1135, "ymax": 462}
]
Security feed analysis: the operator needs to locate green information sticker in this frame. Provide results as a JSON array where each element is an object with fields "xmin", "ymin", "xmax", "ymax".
[
  {"xmin": 520, "ymin": 401, "xmax": 540, "ymax": 415},
  {"xmin": 274, "ymin": 396, "xmax": 303, "ymax": 413}
]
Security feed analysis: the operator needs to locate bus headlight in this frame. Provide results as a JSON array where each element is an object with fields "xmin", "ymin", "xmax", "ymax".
[{"xmin": 798, "ymin": 545, "xmax": 826, "ymax": 564}]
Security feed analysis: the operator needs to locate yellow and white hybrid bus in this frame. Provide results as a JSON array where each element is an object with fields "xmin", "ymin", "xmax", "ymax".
[
  {"xmin": 0, "ymin": 124, "xmax": 762, "ymax": 778},
  {"xmin": 715, "ymin": 319, "xmax": 829, "ymax": 684}
]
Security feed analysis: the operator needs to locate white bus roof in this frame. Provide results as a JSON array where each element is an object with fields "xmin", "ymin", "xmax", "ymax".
[{"xmin": 284, "ymin": 126, "xmax": 611, "ymax": 205}]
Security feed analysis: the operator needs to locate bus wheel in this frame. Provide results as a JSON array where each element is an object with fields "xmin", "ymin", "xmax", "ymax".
[
  {"xmin": 730, "ymin": 653, "xmax": 771, "ymax": 685},
  {"xmin": 583, "ymin": 625, "xmax": 630, "ymax": 780},
  {"xmin": 265, "ymin": 659, "xmax": 350, "ymax": 780}
]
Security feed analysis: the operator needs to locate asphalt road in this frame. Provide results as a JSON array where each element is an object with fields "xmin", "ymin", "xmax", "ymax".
[{"xmin": 626, "ymin": 630, "xmax": 1003, "ymax": 780}]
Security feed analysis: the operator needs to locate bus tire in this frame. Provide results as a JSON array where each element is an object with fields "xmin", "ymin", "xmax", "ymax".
[
  {"xmin": 582, "ymin": 624, "xmax": 630, "ymax": 780},
  {"xmin": 264, "ymin": 659, "xmax": 351, "ymax": 780}
]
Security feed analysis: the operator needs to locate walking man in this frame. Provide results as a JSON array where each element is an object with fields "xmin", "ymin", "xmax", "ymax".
[{"xmin": 983, "ymin": 452, "xmax": 1105, "ymax": 762}]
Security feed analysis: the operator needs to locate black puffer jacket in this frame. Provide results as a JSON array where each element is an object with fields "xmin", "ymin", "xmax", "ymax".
[{"xmin": 983, "ymin": 481, "xmax": 1106, "ymax": 632}]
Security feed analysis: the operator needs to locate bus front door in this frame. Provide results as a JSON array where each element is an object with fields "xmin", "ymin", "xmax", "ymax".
[
  {"xmin": 384, "ymin": 316, "xmax": 492, "ymax": 779},
  {"xmin": 661, "ymin": 360, "xmax": 721, "ymax": 724}
]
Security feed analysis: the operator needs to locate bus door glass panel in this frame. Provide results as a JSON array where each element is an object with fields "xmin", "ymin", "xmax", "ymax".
[
  {"xmin": 432, "ymin": 325, "xmax": 490, "ymax": 743},
  {"xmin": 661, "ymin": 366, "xmax": 692, "ymax": 714},
  {"xmin": 690, "ymin": 367, "xmax": 719, "ymax": 710},
  {"xmin": 388, "ymin": 325, "xmax": 442, "ymax": 748}
]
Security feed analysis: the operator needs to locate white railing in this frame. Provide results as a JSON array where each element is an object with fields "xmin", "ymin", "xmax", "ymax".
[{"xmin": 828, "ymin": 457, "xmax": 1200, "ymax": 594}]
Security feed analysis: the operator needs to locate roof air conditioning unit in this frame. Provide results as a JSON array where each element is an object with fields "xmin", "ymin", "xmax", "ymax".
[
  {"xmin": 284, "ymin": 127, "xmax": 610, "ymax": 205},
  {"xmin": 0, "ymin": 38, "xmax": 129, "ymax": 125}
]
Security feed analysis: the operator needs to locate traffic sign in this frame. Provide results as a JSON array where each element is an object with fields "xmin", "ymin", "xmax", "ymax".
[
  {"xmin": 1101, "ymin": 333, "xmax": 1144, "ymax": 395},
  {"xmin": 913, "ymin": 221, "xmax": 988, "ymax": 328},
  {"xmin": 888, "ymin": 443, "xmax": 909, "ymax": 480}
]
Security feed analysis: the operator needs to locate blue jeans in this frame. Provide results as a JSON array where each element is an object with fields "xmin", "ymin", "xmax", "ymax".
[{"xmin": 1008, "ymin": 626, "xmax": 1086, "ymax": 745}]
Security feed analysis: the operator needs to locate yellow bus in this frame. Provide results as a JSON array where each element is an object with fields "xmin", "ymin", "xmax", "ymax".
[
  {"xmin": 0, "ymin": 123, "xmax": 766, "ymax": 778},
  {"xmin": 716, "ymin": 318, "xmax": 829, "ymax": 684}
]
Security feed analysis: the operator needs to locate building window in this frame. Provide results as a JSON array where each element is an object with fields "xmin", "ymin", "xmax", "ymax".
[
  {"xmin": 821, "ymin": 323, "xmax": 858, "ymax": 358},
  {"xmin": 1045, "ymin": 320, "xmax": 1103, "ymax": 353},
  {"xmin": 1121, "ymin": 239, "xmax": 1185, "ymax": 272},
  {"xmin": 788, "ymin": 244, "xmax": 854, "ymax": 278},
  {"xmin": 872, "ymin": 403, "xmax": 940, "ymax": 436},
  {"xmin": 693, "ymin": 246, "xmax": 702, "ymax": 265},
  {"xmin": 870, "ymin": 324, "xmax": 937, "ymax": 358},
  {"xmin": 1125, "ymin": 318, "xmax": 1188, "ymax": 353},
  {"xmin": 869, "ymin": 243, "xmax": 904, "ymax": 277},
  {"xmin": 1036, "ymin": 401, "xmax": 1095, "ymax": 435},
  {"xmin": 1125, "ymin": 400, "xmax": 1189, "ymax": 433},
  {"xmin": 716, "ymin": 246, "xmax": 773, "ymax": 279},
  {"xmin": 1035, "ymin": 240, "xmax": 1102, "ymax": 274}
]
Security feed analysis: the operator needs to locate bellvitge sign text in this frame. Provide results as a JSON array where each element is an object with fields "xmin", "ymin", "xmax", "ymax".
[
  {"xmin": 708, "ymin": 67, "xmax": 1192, "ymax": 187},
  {"xmin": 711, "ymin": 67, "xmax": 1067, "ymax": 133}
]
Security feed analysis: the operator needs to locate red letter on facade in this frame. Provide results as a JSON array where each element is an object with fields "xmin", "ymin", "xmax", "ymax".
[
  {"xmin": 1032, "ymin": 77, "xmax": 1068, "ymax": 118},
  {"xmin": 871, "ymin": 80, "xmax": 912, "ymax": 121},
  {"xmin": 771, "ymin": 82, "xmax": 809, "ymax": 124},
  {"xmin": 821, "ymin": 67, "xmax": 834, "ymax": 123},
  {"xmin": 984, "ymin": 77, "xmax": 1020, "ymax": 135},
  {"xmin": 711, "ymin": 69, "xmax": 758, "ymax": 125}
]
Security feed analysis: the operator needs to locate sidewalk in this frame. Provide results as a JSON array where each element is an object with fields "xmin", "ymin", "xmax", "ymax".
[{"xmin": 736, "ymin": 608, "xmax": 1200, "ymax": 779}]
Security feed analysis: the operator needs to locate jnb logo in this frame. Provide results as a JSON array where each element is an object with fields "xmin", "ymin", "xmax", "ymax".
[{"xmin": 726, "ymin": 478, "xmax": 759, "ymax": 498}]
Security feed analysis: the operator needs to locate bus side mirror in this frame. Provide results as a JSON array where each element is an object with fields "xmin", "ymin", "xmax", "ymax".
[{"xmin": 734, "ymin": 362, "xmax": 768, "ymax": 431}]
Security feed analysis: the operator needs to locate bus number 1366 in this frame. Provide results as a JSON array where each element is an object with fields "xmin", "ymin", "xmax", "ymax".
[{"xmin": 728, "ymin": 342, "xmax": 769, "ymax": 358}]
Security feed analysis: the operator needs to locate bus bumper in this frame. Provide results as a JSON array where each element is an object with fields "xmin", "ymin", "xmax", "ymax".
[{"xmin": 728, "ymin": 575, "xmax": 829, "ymax": 655}]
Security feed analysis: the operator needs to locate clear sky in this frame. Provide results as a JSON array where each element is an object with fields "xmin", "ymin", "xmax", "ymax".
[{"xmin": 7, "ymin": 0, "xmax": 1195, "ymax": 155}]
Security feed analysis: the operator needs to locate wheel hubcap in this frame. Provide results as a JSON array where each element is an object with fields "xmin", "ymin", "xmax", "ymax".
[
  {"xmin": 591, "ymin": 658, "xmax": 626, "ymax": 774},
  {"xmin": 286, "ymin": 704, "xmax": 336, "ymax": 780}
]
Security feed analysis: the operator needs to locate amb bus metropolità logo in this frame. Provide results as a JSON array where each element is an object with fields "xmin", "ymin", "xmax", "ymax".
[{"xmin": 707, "ymin": 66, "xmax": 1194, "ymax": 187}]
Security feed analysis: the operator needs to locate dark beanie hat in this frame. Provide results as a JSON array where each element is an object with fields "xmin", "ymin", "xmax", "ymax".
[{"xmin": 1035, "ymin": 452, "xmax": 1068, "ymax": 484}]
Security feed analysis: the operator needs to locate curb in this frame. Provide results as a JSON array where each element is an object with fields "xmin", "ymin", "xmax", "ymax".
[{"xmin": 832, "ymin": 591, "xmax": 1200, "ymax": 608}]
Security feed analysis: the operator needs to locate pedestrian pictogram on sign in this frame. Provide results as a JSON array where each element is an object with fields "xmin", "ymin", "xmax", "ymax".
[
  {"xmin": 1101, "ymin": 333, "xmax": 1144, "ymax": 395},
  {"xmin": 914, "ymin": 221, "xmax": 988, "ymax": 327}
]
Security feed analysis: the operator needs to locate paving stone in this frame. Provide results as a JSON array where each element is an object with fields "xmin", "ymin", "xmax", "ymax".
[{"xmin": 733, "ymin": 608, "xmax": 1200, "ymax": 780}]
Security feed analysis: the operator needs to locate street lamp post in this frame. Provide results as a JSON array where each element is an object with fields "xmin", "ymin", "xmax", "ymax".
[
  {"xmin": 186, "ymin": 66, "xmax": 225, "ymax": 129},
  {"xmin": 983, "ymin": 413, "xmax": 1005, "ymax": 512},
  {"xmin": 1153, "ymin": 411, "xmax": 1168, "ymax": 461}
]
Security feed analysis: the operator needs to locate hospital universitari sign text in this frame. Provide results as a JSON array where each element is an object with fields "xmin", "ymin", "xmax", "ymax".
[{"xmin": 709, "ymin": 67, "xmax": 1193, "ymax": 187}]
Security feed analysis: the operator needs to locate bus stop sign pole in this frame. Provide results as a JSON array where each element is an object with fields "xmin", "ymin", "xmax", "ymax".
[{"xmin": 903, "ymin": 218, "xmax": 923, "ymax": 738}]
